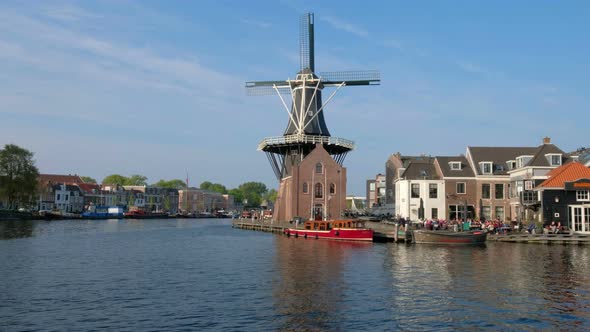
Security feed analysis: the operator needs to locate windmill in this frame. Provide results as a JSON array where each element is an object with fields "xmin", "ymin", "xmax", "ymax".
[{"xmin": 246, "ymin": 13, "xmax": 380, "ymax": 181}]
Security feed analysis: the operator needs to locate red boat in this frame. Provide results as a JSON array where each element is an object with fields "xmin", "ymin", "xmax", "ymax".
[{"xmin": 284, "ymin": 219, "xmax": 374, "ymax": 242}]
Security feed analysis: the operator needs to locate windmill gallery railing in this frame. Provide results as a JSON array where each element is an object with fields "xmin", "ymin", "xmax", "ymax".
[{"xmin": 257, "ymin": 134, "xmax": 355, "ymax": 151}]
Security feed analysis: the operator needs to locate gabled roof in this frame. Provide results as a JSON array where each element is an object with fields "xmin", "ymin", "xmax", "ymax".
[
  {"xmin": 526, "ymin": 143, "xmax": 567, "ymax": 167},
  {"xmin": 39, "ymin": 174, "xmax": 85, "ymax": 185},
  {"xmin": 468, "ymin": 147, "xmax": 538, "ymax": 175},
  {"xmin": 435, "ymin": 156, "xmax": 475, "ymax": 177},
  {"xmin": 77, "ymin": 183, "xmax": 100, "ymax": 194},
  {"xmin": 537, "ymin": 162, "xmax": 590, "ymax": 189},
  {"xmin": 400, "ymin": 160, "xmax": 440, "ymax": 180}
]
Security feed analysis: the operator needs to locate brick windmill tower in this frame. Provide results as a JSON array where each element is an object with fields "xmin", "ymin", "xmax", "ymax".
[{"xmin": 246, "ymin": 13, "xmax": 380, "ymax": 222}]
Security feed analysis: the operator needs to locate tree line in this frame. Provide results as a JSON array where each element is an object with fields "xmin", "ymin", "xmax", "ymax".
[
  {"xmin": 98, "ymin": 175, "xmax": 277, "ymax": 208},
  {"xmin": 0, "ymin": 144, "xmax": 276, "ymax": 210}
]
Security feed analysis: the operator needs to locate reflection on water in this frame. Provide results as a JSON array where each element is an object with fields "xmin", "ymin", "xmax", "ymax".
[
  {"xmin": 0, "ymin": 220, "xmax": 34, "ymax": 239},
  {"xmin": 273, "ymin": 238, "xmax": 372, "ymax": 331},
  {"xmin": 385, "ymin": 243, "xmax": 590, "ymax": 330},
  {"xmin": 0, "ymin": 219, "xmax": 589, "ymax": 331}
]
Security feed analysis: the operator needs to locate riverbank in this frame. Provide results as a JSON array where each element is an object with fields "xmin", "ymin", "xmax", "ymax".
[{"xmin": 233, "ymin": 219, "xmax": 590, "ymax": 245}]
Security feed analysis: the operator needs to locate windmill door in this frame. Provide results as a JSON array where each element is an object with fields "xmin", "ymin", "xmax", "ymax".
[{"xmin": 314, "ymin": 204, "xmax": 323, "ymax": 221}]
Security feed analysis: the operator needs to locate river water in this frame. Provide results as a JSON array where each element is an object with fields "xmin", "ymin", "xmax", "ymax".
[{"xmin": 1, "ymin": 218, "xmax": 589, "ymax": 331}]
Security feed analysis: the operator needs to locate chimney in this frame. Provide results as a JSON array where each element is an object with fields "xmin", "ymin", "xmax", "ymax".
[{"xmin": 543, "ymin": 137, "xmax": 551, "ymax": 144}]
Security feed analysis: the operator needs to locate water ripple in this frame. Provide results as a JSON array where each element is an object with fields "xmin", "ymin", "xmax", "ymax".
[{"xmin": 0, "ymin": 219, "xmax": 589, "ymax": 330}]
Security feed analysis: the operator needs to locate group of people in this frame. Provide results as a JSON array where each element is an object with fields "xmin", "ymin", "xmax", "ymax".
[
  {"xmin": 419, "ymin": 218, "xmax": 516, "ymax": 234},
  {"xmin": 546, "ymin": 221, "xmax": 562, "ymax": 234}
]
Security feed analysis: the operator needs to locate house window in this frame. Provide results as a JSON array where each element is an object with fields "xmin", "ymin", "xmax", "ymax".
[
  {"xmin": 329, "ymin": 183, "xmax": 335, "ymax": 195},
  {"xmin": 302, "ymin": 182, "xmax": 308, "ymax": 194},
  {"xmin": 315, "ymin": 163, "xmax": 323, "ymax": 174},
  {"xmin": 495, "ymin": 206, "xmax": 504, "ymax": 221},
  {"xmin": 480, "ymin": 162, "xmax": 492, "ymax": 174},
  {"xmin": 495, "ymin": 184, "xmax": 504, "ymax": 199},
  {"xmin": 431, "ymin": 208, "xmax": 438, "ymax": 220},
  {"xmin": 482, "ymin": 206, "xmax": 491, "ymax": 220},
  {"xmin": 577, "ymin": 190, "xmax": 590, "ymax": 201},
  {"xmin": 314, "ymin": 183, "xmax": 323, "ymax": 198},
  {"xmin": 429, "ymin": 183, "xmax": 438, "ymax": 199},
  {"xmin": 65, "ymin": 195, "xmax": 69, "ymax": 201},
  {"xmin": 411, "ymin": 184, "xmax": 420, "ymax": 198},
  {"xmin": 507, "ymin": 160, "xmax": 516, "ymax": 170},
  {"xmin": 456, "ymin": 182, "xmax": 466, "ymax": 194},
  {"xmin": 549, "ymin": 154, "xmax": 562, "ymax": 166},
  {"xmin": 57, "ymin": 194, "xmax": 61, "ymax": 201},
  {"xmin": 449, "ymin": 162, "xmax": 461, "ymax": 170},
  {"xmin": 482, "ymin": 184, "xmax": 490, "ymax": 199},
  {"xmin": 524, "ymin": 181, "xmax": 533, "ymax": 190}
]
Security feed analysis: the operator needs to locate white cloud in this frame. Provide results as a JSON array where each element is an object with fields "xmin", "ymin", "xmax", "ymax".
[
  {"xmin": 42, "ymin": 4, "xmax": 102, "ymax": 22},
  {"xmin": 321, "ymin": 16, "xmax": 369, "ymax": 38}
]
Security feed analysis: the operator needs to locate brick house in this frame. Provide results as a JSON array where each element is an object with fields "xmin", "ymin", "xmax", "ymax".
[
  {"xmin": 433, "ymin": 156, "xmax": 477, "ymax": 220},
  {"xmin": 274, "ymin": 144, "xmax": 346, "ymax": 222}
]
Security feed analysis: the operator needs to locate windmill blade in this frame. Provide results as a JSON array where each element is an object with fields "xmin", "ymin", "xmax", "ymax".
[
  {"xmin": 245, "ymin": 81, "xmax": 291, "ymax": 96},
  {"xmin": 321, "ymin": 70, "xmax": 381, "ymax": 86},
  {"xmin": 300, "ymin": 13, "xmax": 314, "ymax": 72}
]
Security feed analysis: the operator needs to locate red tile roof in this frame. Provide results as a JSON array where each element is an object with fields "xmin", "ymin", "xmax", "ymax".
[
  {"xmin": 537, "ymin": 162, "xmax": 590, "ymax": 189},
  {"xmin": 39, "ymin": 174, "xmax": 85, "ymax": 185},
  {"xmin": 77, "ymin": 183, "xmax": 101, "ymax": 193}
]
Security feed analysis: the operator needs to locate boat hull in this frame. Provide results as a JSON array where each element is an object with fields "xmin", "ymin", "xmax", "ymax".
[
  {"xmin": 412, "ymin": 230, "xmax": 487, "ymax": 245},
  {"xmin": 284, "ymin": 228, "xmax": 373, "ymax": 242}
]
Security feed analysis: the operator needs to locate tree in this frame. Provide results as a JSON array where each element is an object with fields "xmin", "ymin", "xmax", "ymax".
[
  {"xmin": 228, "ymin": 188, "xmax": 243, "ymax": 204},
  {"xmin": 81, "ymin": 176, "xmax": 97, "ymax": 183},
  {"xmin": 200, "ymin": 181, "xmax": 227, "ymax": 194},
  {"xmin": 153, "ymin": 179, "xmax": 186, "ymax": 189},
  {"xmin": 0, "ymin": 144, "xmax": 40, "ymax": 209},
  {"xmin": 163, "ymin": 195, "xmax": 171, "ymax": 211},
  {"xmin": 102, "ymin": 174, "xmax": 128, "ymax": 185},
  {"xmin": 125, "ymin": 174, "xmax": 148, "ymax": 186},
  {"xmin": 264, "ymin": 188, "xmax": 278, "ymax": 203},
  {"xmin": 238, "ymin": 182, "xmax": 267, "ymax": 207}
]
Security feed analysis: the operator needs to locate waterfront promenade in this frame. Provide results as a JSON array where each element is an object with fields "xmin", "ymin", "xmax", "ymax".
[{"xmin": 233, "ymin": 218, "xmax": 590, "ymax": 244}]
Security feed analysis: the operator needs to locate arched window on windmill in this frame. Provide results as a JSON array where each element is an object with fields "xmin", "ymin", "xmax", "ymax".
[
  {"xmin": 329, "ymin": 183, "xmax": 335, "ymax": 195},
  {"xmin": 302, "ymin": 182, "xmax": 309, "ymax": 194},
  {"xmin": 315, "ymin": 162, "xmax": 323, "ymax": 174},
  {"xmin": 315, "ymin": 183, "xmax": 323, "ymax": 198}
]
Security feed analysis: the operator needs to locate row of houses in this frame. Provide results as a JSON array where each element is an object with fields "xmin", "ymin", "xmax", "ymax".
[
  {"xmin": 36, "ymin": 174, "xmax": 235, "ymax": 214},
  {"xmin": 366, "ymin": 138, "xmax": 590, "ymax": 230}
]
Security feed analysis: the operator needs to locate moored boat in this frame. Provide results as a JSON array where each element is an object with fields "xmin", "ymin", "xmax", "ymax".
[
  {"xmin": 124, "ymin": 210, "xmax": 169, "ymax": 219},
  {"xmin": 284, "ymin": 219, "xmax": 373, "ymax": 242},
  {"xmin": 412, "ymin": 230, "xmax": 487, "ymax": 245},
  {"xmin": 81, "ymin": 206, "xmax": 124, "ymax": 219}
]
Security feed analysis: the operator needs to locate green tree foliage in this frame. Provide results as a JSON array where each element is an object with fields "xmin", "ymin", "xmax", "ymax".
[
  {"xmin": 238, "ymin": 182, "xmax": 268, "ymax": 207},
  {"xmin": 200, "ymin": 181, "xmax": 227, "ymax": 194},
  {"xmin": 153, "ymin": 179, "xmax": 186, "ymax": 189},
  {"xmin": 0, "ymin": 144, "xmax": 40, "ymax": 209},
  {"xmin": 81, "ymin": 176, "xmax": 97, "ymax": 183},
  {"xmin": 102, "ymin": 174, "xmax": 148, "ymax": 186},
  {"xmin": 163, "ymin": 195, "xmax": 171, "ymax": 211},
  {"xmin": 228, "ymin": 188, "xmax": 243, "ymax": 204},
  {"xmin": 126, "ymin": 174, "xmax": 147, "ymax": 186},
  {"xmin": 102, "ymin": 174, "xmax": 128, "ymax": 185},
  {"xmin": 264, "ymin": 188, "xmax": 278, "ymax": 203}
]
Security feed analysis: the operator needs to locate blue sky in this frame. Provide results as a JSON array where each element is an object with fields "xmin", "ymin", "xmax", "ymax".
[{"xmin": 1, "ymin": 1, "xmax": 588, "ymax": 195}]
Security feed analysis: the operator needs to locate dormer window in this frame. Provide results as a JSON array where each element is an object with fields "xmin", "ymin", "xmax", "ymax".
[
  {"xmin": 480, "ymin": 162, "xmax": 493, "ymax": 175},
  {"xmin": 506, "ymin": 160, "xmax": 516, "ymax": 170},
  {"xmin": 449, "ymin": 162, "xmax": 461, "ymax": 170},
  {"xmin": 516, "ymin": 155, "xmax": 534, "ymax": 169},
  {"xmin": 546, "ymin": 153, "xmax": 562, "ymax": 166}
]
